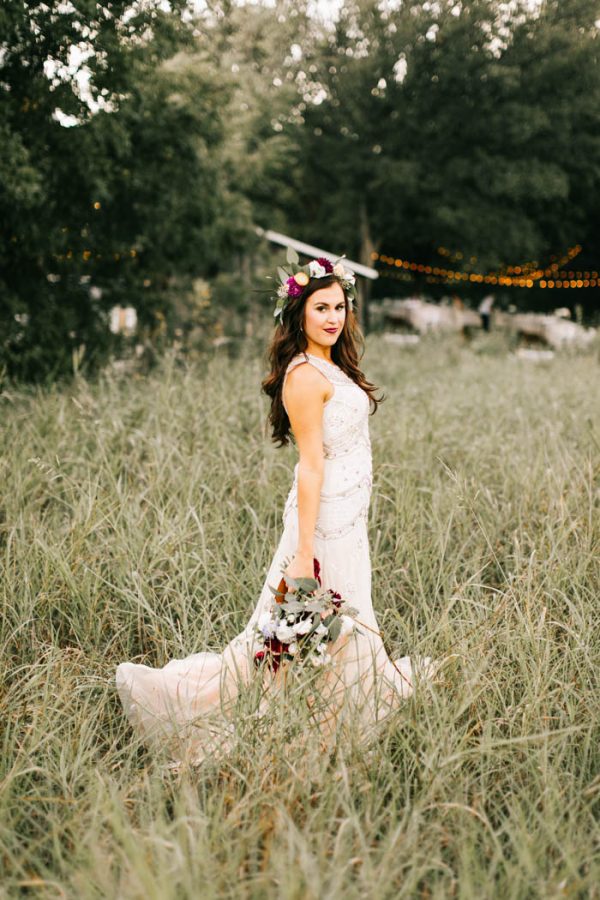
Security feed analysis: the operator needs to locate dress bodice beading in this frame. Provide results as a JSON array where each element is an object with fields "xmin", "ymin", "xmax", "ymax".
[{"xmin": 282, "ymin": 353, "xmax": 372, "ymax": 541}]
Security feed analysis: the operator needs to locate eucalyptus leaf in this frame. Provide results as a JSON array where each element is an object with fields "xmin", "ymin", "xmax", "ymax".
[
  {"xmin": 286, "ymin": 246, "xmax": 299, "ymax": 265},
  {"xmin": 328, "ymin": 618, "xmax": 342, "ymax": 643},
  {"xmin": 304, "ymin": 600, "xmax": 327, "ymax": 612},
  {"xmin": 342, "ymin": 605, "xmax": 359, "ymax": 617},
  {"xmin": 277, "ymin": 266, "xmax": 289, "ymax": 284},
  {"xmin": 295, "ymin": 577, "xmax": 319, "ymax": 593},
  {"xmin": 281, "ymin": 599, "xmax": 304, "ymax": 613}
]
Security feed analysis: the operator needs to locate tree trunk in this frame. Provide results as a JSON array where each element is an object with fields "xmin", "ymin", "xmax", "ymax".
[
  {"xmin": 240, "ymin": 251, "xmax": 255, "ymax": 338},
  {"xmin": 358, "ymin": 198, "xmax": 375, "ymax": 333}
]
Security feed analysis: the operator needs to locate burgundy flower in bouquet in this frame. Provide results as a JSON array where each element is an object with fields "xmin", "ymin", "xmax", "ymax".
[
  {"xmin": 313, "ymin": 557, "xmax": 343, "ymax": 606},
  {"xmin": 254, "ymin": 558, "xmax": 358, "ymax": 672}
]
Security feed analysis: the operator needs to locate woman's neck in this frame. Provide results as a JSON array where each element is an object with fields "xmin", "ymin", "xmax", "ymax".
[{"xmin": 304, "ymin": 343, "xmax": 333, "ymax": 362}]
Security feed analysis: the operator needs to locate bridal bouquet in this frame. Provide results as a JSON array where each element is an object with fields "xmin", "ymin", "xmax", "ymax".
[{"xmin": 254, "ymin": 558, "xmax": 359, "ymax": 672}]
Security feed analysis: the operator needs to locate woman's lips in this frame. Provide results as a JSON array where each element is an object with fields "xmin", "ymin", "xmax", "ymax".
[{"xmin": 324, "ymin": 328, "xmax": 338, "ymax": 333}]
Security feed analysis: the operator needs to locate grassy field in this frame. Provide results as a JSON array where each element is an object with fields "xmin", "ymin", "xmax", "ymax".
[{"xmin": 1, "ymin": 333, "xmax": 599, "ymax": 898}]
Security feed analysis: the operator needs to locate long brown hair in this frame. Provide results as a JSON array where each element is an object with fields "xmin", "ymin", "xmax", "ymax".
[{"xmin": 261, "ymin": 274, "xmax": 384, "ymax": 446}]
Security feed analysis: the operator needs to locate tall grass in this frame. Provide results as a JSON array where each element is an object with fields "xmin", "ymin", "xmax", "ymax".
[{"xmin": 1, "ymin": 335, "xmax": 599, "ymax": 898}]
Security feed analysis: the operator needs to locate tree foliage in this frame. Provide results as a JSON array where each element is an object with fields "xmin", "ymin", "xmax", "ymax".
[
  {"xmin": 2, "ymin": 0, "xmax": 600, "ymax": 380},
  {"xmin": 0, "ymin": 0, "xmax": 251, "ymax": 380},
  {"xmin": 284, "ymin": 1, "xmax": 600, "ymax": 275}
]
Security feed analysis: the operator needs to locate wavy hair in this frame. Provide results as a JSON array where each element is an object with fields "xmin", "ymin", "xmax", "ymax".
[{"xmin": 261, "ymin": 274, "xmax": 384, "ymax": 446}]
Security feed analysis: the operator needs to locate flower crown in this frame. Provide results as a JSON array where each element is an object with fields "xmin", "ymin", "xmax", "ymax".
[{"xmin": 270, "ymin": 247, "xmax": 357, "ymax": 322}]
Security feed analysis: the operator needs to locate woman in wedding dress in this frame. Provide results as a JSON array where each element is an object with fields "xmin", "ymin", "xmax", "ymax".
[{"xmin": 116, "ymin": 254, "xmax": 435, "ymax": 764}]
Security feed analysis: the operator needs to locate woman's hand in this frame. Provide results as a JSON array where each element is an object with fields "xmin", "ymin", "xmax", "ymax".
[{"xmin": 284, "ymin": 550, "xmax": 315, "ymax": 585}]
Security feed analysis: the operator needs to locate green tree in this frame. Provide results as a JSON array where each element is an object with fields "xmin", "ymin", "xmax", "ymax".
[
  {"xmin": 195, "ymin": 0, "xmax": 312, "ymax": 234},
  {"xmin": 0, "ymin": 1, "xmax": 251, "ymax": 381},
  {"xmin": 283, "ymin": 0, "xmax": 600, "ymax": 305}
]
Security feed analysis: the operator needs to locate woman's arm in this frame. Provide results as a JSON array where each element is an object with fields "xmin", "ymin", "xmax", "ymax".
[{"xmin": 282, "ymin": 363, "xmax": 332, "ymax": 581}]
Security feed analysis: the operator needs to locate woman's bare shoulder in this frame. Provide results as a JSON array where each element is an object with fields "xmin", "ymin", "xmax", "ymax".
[{"xmin": 284, "ymin": 359, "xmax": 332, "ymax": 403}]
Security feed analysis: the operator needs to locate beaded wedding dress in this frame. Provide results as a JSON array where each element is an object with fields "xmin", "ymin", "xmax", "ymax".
[{"xmin": 116, "ymin": 352, "xmax": 434, "ymax": 764}]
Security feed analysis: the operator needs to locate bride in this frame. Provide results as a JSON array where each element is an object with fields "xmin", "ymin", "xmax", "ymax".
[{"xmin": 116, "ymin": 253, "xmax": 435, "ymax": 764}]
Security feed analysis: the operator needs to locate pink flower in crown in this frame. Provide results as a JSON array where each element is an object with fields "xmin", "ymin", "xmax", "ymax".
[
  {"xmin": 286, "ymin": 276, "xmax": 305, "ymax": 298},
  {"xmin": 316, "ymin": 257, "xmax": 334, "ymax": 273}
]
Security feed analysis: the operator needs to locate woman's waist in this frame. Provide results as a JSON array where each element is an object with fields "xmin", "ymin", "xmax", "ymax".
[
  {"xmin": 291, "ymin": 459, "xmax": 372, "ymax": 496},
  {"xmin": 284, "ymin": 472, "xmax": 371, "ymax": 535},
  {"xmin": 321, "ymin": 433, "xmax": 371, "ymax": 462}
]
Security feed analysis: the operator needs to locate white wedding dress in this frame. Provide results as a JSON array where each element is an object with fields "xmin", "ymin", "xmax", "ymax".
[{"xmin": 116, "ymin": 352, "xmax": 433, "ymax": 764}]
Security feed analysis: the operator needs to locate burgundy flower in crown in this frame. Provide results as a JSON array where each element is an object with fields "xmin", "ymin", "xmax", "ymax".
[
  {"xmin": 270, "ymin": 246, "xmax": 357, "ymax": 321},
  {"xmin": 316, "ymin": 257, "xmax": 334, "ymax": 274}
]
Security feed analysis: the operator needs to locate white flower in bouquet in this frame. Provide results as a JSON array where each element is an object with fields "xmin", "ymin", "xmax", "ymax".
[
  {"xmin": 261, "ymin": 624, "xmax": 276, "ymax": 639},
  {"xmin": 293, "ymin": 618, "xmax": 314, "ymax": 636},
  {"xmin": 288, "ymin": 642, "xmax": 299, "ymax": 655},
  {"xmin": 309, "ymin": 260, "xmax": 328, "ymax": 278},
  {"xmin": 258, "ymin": 612, "xmax": 277, "ymax": 639},
  {"xmin": 276, "ymin": 622, "xmax": 296, "ymax": 643}
]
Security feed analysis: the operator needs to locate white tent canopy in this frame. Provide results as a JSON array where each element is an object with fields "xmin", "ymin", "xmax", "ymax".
[{"xmin": 256, "ymin": 227, "xmax": 378, "ymax": 281}]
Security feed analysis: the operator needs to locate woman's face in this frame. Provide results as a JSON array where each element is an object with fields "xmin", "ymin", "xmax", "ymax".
[{"xmin": 302, "ymin": 281, "xmax": 346, "ymax": 352}]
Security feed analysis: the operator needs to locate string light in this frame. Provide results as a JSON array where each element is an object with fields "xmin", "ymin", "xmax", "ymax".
[
  {"xmin": 435, "ymin": 244, "xmax": 582, "ymax": 278},
  {"xmin": 382, "ymin": 268, "xmax": 598, "ymax": 290},
  {"xmin": 51, "ymin": 247, "xmax": 140, "ymax": 262},
  {"xmin": 372, "ymin": 245, "xmax": 597, "ymax": 288}
]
